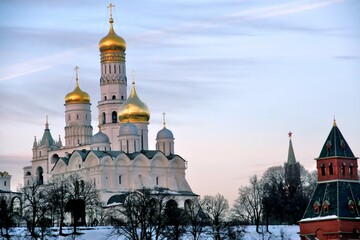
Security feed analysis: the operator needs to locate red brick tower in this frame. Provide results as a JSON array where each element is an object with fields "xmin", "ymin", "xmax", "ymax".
[{"xmin": 299, "ymin": 120, "xmax": 360, "ymax": 239}]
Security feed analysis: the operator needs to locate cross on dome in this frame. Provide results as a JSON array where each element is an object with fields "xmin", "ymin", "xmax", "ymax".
[
  {"xmin": 162, "ymin": 112, "xmax": 167, "ymax": 128},
  {"xmin": 74, "ymin": 65, "xmax": 79, "ymax": 82},
  {"xmin": 108, "ymin": 3, "xmax": 115, "ymax": 19}
]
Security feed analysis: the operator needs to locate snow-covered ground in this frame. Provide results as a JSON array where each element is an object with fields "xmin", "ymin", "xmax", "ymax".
[{"xmin": 4, "ymin": 225, "xmax": 300, "ymax": 239}]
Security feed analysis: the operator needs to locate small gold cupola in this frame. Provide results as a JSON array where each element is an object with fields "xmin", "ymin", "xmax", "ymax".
[
  {"xmin": 98, "ymin": 3, "xmax": 126, "ymax": 52},
  {"xmin": 118, "ymin": 81, "xmax": 150, "ymax": 123},
  {"xmin": 65, "ymin": 66, "xmax": 90, "ymax": 104}
]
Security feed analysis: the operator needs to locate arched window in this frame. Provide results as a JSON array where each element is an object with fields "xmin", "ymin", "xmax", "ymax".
[
  {"xmin": 321, "ymin": 164, "xmax": 326, "ymax": 176},
  {"xmin": 329, "ymin": 163, "xmax": 333, "ymax": 175},
  {"xmin": 112, "ymin": 111, "xmax": 117, "ymax": 123},
  {"xmin": 121, "ymin": 95, "xmax": 124, "ymax": 100},
  {"xmin": 119, "ymin": 175, "xmax": 122, "ymax": 185},
  {"xmin": 349, "ymin": 164, "xmax": 354, "ymax": 175},
  {"xmin": 156, "ymin": 177, "xmax": 159, "ymax": 185},
  {"xmin": 39, "ymin": 151, "xmax": 41, "ymax": 157},
  {"xmin": 104, "ymin": 96, "xmax": 107, "ymax": 101},
  {"xmin": 342, "ymin": 163, "xmax": 346, "ymax": 175},
  {"xmin": 76, "ymin": 114, "xmax": 79, "ymax": 120},
  {"xmin": 112, "ymin": 95, "xmax": 116, "ymax": 100},
  {"xmin": 102, "ymin": 112, "xmax": 106, "ymax": 124},
  {"xmin": 114, "ymin": 65, "xmax": 116, "ymax": 73},
  {"xmin": 36, "ymin": 167, "xmax": 44, "ymax": 185}
]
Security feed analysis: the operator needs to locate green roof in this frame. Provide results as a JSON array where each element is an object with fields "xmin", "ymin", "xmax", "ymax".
[
  {"xmin": 302, "ymin": 181, "xmax": 360, "ymax": 220},
  {"xmin": 318, "ymin": 122, "xmax": 355, "ymax": 159}
]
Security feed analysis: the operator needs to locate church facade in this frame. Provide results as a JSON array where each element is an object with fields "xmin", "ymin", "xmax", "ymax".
[{"xmin": 23, "ymin": 7, "xmax": 197, "ymax": 206}]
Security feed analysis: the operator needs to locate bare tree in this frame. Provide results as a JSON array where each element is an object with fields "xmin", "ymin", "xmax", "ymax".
[
  {"xmin": 233, "ymin": 175, "xmax": 263, "ymax": 233},
  {"xmin": 66, "ymin": 174, "xmax": 100, "ymax": 234},
  {"xmin": 0, "ymin": 197, "xmax": 15, "ymax": 239},
  {"xmin": 21, "ymin": 180, "xmax": 51, "ymax": 239},
  {"xmin": 111, "ymin": 188, "xmax": 170, "ymax": 240},
  {"xmin": 46, "ymin": 177, "xmax": 71, "ymax": 235},
  {"xmin": 183, "ymin": 199, "xmax": 207, "ymax": 240},
  {"xmin": 202, "ymin": 194, "xmax": 229, "ymax": 240}
]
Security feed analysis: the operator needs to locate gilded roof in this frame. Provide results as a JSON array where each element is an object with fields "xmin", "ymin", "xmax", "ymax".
[
  {"xmin": 118, "ymin": 82, "xmax": 150, "ymax": 123},
  {"xmin": 65, "ymin": 80, "xmax": 90, "ymax": 104},
  {"xmin": 99, "ymin": 17, "xmax": 126, "ymax": 52}
]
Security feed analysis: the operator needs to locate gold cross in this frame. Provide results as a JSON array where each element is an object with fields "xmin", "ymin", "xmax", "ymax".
[
  {"xmin": 108, "ymin": 3, "xmax": 115, "ymax": 18},
  {"xmin": 74, "ymin": 65, "xmax": 79, "ymax": 81}
]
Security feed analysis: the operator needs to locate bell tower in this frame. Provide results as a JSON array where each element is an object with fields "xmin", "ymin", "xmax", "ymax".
[{"xmin": 97, "ymin": 3, "xmax": 127, "ymax": 148}]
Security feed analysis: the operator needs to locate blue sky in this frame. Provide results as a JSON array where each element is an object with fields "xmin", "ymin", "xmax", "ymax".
[{"xmin": 0, "ymin": 0, "xmax": 359, "ymax": 204}]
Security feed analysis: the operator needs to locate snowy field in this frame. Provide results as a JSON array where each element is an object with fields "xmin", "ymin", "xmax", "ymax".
[{"xmin": 3, "ymin": 225, "xmax": 300, "ymax": 239}]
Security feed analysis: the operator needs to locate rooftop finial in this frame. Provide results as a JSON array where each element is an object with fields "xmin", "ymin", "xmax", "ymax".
[
  {"xmin": 131, "ymin": 70, "xmax": 136, "ymax": 84},
  {"xmin": 162, "ymin": 112, "xmax": 166, "ymax": 128},
  {"xmin": 45, "ymin": 115, "xmax": 49, "ymax": 129},
  {"xmin": 74, "ymin": 65, "xmax": 79, "ymax": 86},
  {"xmin": 107, "ymin": 3, "xmax": 115, "ymax": 23},
  {"xmin": 288, "ymin": 131, "xmax": 292, "ymax": 139},
  {"xmin": 333, "ymin": 115, "xmax": 337, "ymax": 127}
]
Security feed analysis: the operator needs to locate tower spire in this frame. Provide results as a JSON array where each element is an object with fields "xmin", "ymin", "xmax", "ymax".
[{"xmin": 287, "ymin": 131, "xmax": 296, "ymax": 164}]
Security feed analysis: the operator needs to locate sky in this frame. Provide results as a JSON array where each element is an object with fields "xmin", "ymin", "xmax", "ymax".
[{"xmin": 0, "ymin": 0, "xmax": 359, "ymax": 205}]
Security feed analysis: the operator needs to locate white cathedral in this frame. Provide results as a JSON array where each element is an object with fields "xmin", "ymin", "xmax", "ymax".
[{"xmin": 23, "ymin": 6, "xmax": 197, "ymax": 207}]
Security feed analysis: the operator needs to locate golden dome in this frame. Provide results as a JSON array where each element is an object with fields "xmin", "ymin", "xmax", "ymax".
[
  {"xmin": 118, "ymin": 82, "xmax": 150, "ymax": 123},
  {"xmin": 99, "ymin": 17, "xmax": 126, "ymax": 52},
  {"xmin": 65, "ymin": 79, "xmax": 90, "ymax": 104}
]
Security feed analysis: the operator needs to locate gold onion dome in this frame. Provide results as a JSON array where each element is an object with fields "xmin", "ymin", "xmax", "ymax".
[
  {"xmin": 118, "ymin": 82, "xmax": 150, "ymax": 123},
  {"xmin": 65, "ymin": 77, "xmax": 90, "ymax": 104},
  {"xmin": 99, "ymin": 17, "xmax": 126, "ymax": 52}
]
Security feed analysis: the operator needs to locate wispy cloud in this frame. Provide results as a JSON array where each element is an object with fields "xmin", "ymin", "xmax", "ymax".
[
  {"xmin": 0, "ymin": 47, "xmax": 91, "ymax": 81},
  {"xmin": 133, "ymin": 0, "xmax": 346, "ymax": 42}
]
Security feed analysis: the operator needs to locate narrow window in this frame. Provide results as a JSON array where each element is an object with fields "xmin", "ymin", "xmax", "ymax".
[
  {"xmin": 76, "ymin": 114, "xmax": 79, "ymax": 120},
  {"xmin": 109, "ymin": 65, "xmax": 111, "ymax": 74},
  {"xmin": 104, "ymin": 96, "xmax": 107, "ymax": 100},
  {"xmin": 68, "ymin": 114, "xmax": 71, "ymax": 120},
  {"xmin": 342, "ymin": 163, "xmax": 346, "ymax": 175},
  {"xmin": 121, "ymin": 95, "xmax": 124, "ymax": 100},
  {"xmin": 349, "ymin": 164, "xmax": 354, "ymax": 175},
  {"xmin": 112, "ymin": 95, "xmax": 116, "ymax": 100},
  {"xmin": 119, "ymin": 175, "xmax": 122, "ymax": 185},
  {"xmin": 127, "ymin": 140, "xmax": 129, "ymax": 153},
  {"xmin": 39, "ymin": 151, "xmax": 41, "ymax": 157},
  {"xmin": 4, "ymin": 181, "xmax": 6, "ymax": 186},
  {"xmin": 329, "ymin": 163, "xmax": 333, "ymax": 175},
  {"xmin": 112, "ymin": 111, "xmax": 117, "ymax": 123},
  {"xmin": 86, "ymin": 114, "xmax": 87, "ymax": 120},
  {"xmin": 102, "ymin": 112, "xmax": 106, "ymax": 124},
  {"xmin": 156, "ymin": 177, "xmax": 159, "ymax": 185},
  {"xmin": 94, "ymin": 178, "xmax": 96, "ymax": 187},
  {"xmin": 119, "ymin": 65, "xmax": 121, "ymax": 73},
  {"xmin": 321, "ymin": 164, "xmax": 326, "ymax": 176},
  {"xmin": 77, "ymin": 139, "xmax": 80, "ymax": 144},
  {"xmin": 104, "ymin": 65, "xmax": 106, "ymax": 74},
  {"xmin": 114, "ymin": 65, "xmax": 116, "ymax": 73}
]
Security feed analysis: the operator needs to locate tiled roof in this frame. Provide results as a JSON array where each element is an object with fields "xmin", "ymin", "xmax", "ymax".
[
  {"xmin": 302, "ymin": 181, "xmax": 360, "ymax": 220},
  {"xmin": 318, "ymin": 123, "xmax": 355, "ymax": 158}
]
